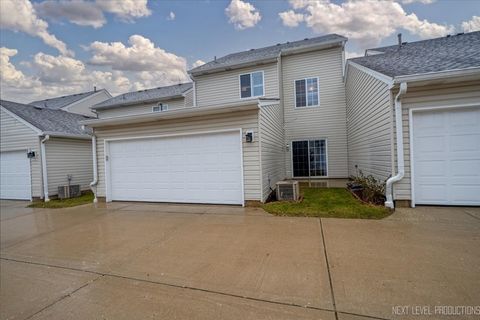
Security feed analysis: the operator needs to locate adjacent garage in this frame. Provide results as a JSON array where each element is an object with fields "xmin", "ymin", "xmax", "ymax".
[
  {"xmin": 106, "ymin": 130, "xmax": 244, "ymax": 205},
  {"xmin": 412, "ymin": 106, "xmax": 480, "ymax": 206},
  {"xmin": 0, "ymin": 150, "xmax": 32, "ymax": 200}
]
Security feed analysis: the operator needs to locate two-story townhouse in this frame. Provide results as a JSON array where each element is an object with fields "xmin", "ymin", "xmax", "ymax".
[{"xmin": 82, "ymin": 34, "xmax": 348, "ymax": 206}]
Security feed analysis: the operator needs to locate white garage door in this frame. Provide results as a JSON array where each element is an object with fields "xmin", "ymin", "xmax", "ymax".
[
  {"xmin": 0, "ymin": 150, "xmax": 32, "ymax": 200},
  {"xmin": 412, "ymin": 107, "xmax": 480, "ymax": 206},
  {"xmin": 107, "ymin": 131, "xmax": 243, "ymax": 205}
]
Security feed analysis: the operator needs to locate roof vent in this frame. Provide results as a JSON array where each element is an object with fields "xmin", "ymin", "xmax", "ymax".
[
  {"xmin": 446, "ymin": 34, "xmax": 451, "ymax": 37},
  {"xmin": 304, "ymin": 38, "xmax": 308, "ymax": 40},
  {"xmin": 250, "ymin": 48, "xmax": 254, "ymax": 51},
  {"xmin": 456, "ymin": 32, "xmax": 464, "ymax": 36},
  {"xmin": 34, "ymin": 106, "xmax": 43, "ymax": 110},
  {"xmin": 397, "ymin": 33, "xmax": 402, "ymax": 48},
  {"xmin": 276, "ymin": 43, "xmax": 280, "ymax": 46}
]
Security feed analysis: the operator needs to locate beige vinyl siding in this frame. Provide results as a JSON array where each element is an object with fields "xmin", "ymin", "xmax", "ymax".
[
  {"xmin": 65, "ymin": 90, "xmax": 111, "ymax": 117},
  {"xmin": 282, "ymin": 47, "xmax": 348, "ymax": 178},
  {"xmin": 94, "ymin": 109, "xmax": 261, "ymax": 201},
  {"xmin": 195, "ymin": 63, "xmax": 279, "ymax": 107},
  {"xmin": 45, "ymin": 138, "xmax": 93, "ymax": 196},
  {"xmin": 345, "ymin": 64, "xmax": 393, "ymax": 181},
  {"xmin": 259, "ymin": 103, "xmax": 285, "ymax": 201},
  {"xmin": 97, "ymin": 98, "xmax": 186, "ymax": 119},
  {"xmin": 393, "ymin": 81, "xmax": 480, "ymax": 201},
  {"xmin": 0, "ymin": 109, "xmax": 43, "ymax": 198},
  {"xmin": 184, "ymin": 89, "xmax": 194, "ymax": 107}
]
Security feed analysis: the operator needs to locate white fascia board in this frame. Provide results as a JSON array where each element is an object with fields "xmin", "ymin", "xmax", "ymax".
[
  {"xmin": 346, "ymin": 61, "xmax": 394, "ymax": 87},
  {"xmin": 41, "ymin": 131, "xmax": 91, "ymax": 140},
  {"xmin": 81, "ymin": 101, "xmax": 260, "ymax": 128},
  {"xmin": 0, "ymin": 106, "xmax": 43, "ymax": 134},
  {"xmin": 393, "ymin": 66, "xmax": 480, "ymax": 84}
]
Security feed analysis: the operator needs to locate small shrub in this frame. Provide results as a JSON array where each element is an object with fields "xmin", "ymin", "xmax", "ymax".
[{"xmin": 348, "ymin": 170, "xmax": 386, "ymax": 205}]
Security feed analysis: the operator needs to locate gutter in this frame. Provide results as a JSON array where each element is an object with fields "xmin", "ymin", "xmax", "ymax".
[
  {"xmin": 385, "ymin": 82, "xmax": 408, "ymax": 209},
  {"xmin": 40, "ymin": 135, "xmax": 50, "ymax": 202},
  {"xmin": 90, "ymin": 133, "xmax": 99, "ymax": 203}
]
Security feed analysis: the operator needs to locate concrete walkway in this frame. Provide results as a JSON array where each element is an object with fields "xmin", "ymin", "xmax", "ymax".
[{"xmin": 1, "ymin": 200, "xmax": 479, "ymax": 320}]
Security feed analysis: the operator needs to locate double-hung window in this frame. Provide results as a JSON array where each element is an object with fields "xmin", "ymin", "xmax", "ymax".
[
  {"xmin": 292, "ymin": 139, "xmax": 327, "ymax": 177},
  {"xmin": 295, "ymin": 77, "xmax": 319, "ymax": 108},
  {"xmin": 240, "ymin": 71, "xmax": 264, "ymax": 99}
]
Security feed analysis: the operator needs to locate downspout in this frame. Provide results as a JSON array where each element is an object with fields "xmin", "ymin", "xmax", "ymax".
[
  {"xmin": 40, "ymin": 135, "xmax": 50, "ymax": 202},
  {"xmin": 90, "ymin": 133, "xmax": 99, "ymax": 203},
  {"xmin": 385, "ymin": 82, "xmax": 408, "ymax": 208}
]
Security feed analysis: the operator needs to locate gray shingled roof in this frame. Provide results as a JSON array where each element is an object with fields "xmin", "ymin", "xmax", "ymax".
[
  {"xmin": 350, "ymin": 31, "xmax": 480, "ymax": 78},
  {"xmin": 30, "ymin": 90, "xmax": 99, "ymax": 110},
  {"xmin": 189, "ymin": 34, "xmax": 346, "ymax": 75},
  {"xmin": 93, "ymin": 83, "xmax": 193, "ymax": 110},
  {"xmin": 1, "ymin": 100, "xmax": 92, "ymax": 136}
]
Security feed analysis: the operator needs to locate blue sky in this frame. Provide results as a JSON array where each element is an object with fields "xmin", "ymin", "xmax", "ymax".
[{"xmin": 1, "ymin": 0, "xmax": 479, "ymax": 102}]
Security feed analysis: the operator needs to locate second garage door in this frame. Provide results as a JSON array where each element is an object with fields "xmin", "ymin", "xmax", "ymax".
[
  {"xmin": 412, "ymin": 107, "xmax": 480, "ymax": 206},
  {"xmin": 0, "ymin": 150, "xmax": 32, "ymax": 200},
  {"xmin": 107, "ymin": 130, "xmax": 244, "ymax": 205}
]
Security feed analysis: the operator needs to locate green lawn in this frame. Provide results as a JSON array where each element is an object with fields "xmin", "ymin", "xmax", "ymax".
[
  {"xmin": 28, "ymin": 192, "xmax": 94, "ymax": 209},
  {"xmin": 263, "ymin": 188, "xmax": 391, "ymax": 219}
]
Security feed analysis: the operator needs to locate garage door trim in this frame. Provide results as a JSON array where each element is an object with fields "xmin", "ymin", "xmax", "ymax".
[
  {"xmin": 409, "ymin": 104, "xmax": 480, "ymax": 207},
  {"xmin": 104, "ymin": 128, "xmax": 245, "ymax": 205},
  {"xmin": 0, "ymin": 149, "xmax": 32, "ymax": 200}
]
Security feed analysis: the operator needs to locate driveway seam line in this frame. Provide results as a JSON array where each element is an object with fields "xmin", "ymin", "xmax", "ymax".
[
  {"xmin": 23, "ymin": 274, "xmax": 104, "ymax": 320},
  {"xmin": 462, "ymin": 210, "xmax": 480, "ymax": 221},
  {"xmin": 1, "ymin": 257, "xmax": 335, "ymax": 315},
  {"xmin": 319, "ymin": 218, "xmax": 338, "ymax": 320},
  {"xmin": 2, "ymin": 257, "xmax": 388, "ymax": 319}
]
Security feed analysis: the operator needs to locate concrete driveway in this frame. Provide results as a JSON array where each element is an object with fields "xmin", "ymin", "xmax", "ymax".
[{"xmin": 1, "ymin": 200, "xmax": 479, "ymax": 320}]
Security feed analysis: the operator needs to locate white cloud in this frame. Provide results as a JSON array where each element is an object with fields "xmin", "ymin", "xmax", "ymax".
[
  {"xmin": 0, "ymin": 47, "xmax": 40, "ymax": 90},
  {"xmin": 35, "ymin": 0, "xmax": 106, "ymax": 29},
  {"xmin": 167, "ymin": 11, "xmax": 175, "ymax": 21},
  {"xmin": 34, "ymin": 0, "xmax": 151, "ymax": 28},
  {"xmin": 462, "ymin": 16, "xmax": 480, "ymax": 32},
  {"xmin": 345, "ymin": 50, "xmax": 363, "ymax": 59},
  {"xmin": 191, "ymin": 59, "xmax": 206, "ymax": 68},
  {"xmin": 88, "ymin": 35, "xmax": 190, "ymax": 87},
  {"xmin": 401, "ymin": 0, "xmax": 436, "ymax": 4},
  {"xmin": 279, "ymin": 10, "xmax": 304, "ymax": 27},
  {"xmin": 0, "ymin": 0, "xmax": 72, "ymax": 56},
  {"xmin": 96, "ymin": 0, "xmax": 151, "ymax": 22},
  {"xmin": 225, "ymin": 0, "xmax": 262, "ymax": 30},
  {"xmin": 281, "ymin": 0, "xmax": 454, "ymax": 48}
]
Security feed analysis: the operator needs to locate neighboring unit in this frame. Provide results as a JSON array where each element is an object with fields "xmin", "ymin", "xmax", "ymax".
[
  {"xmin": 0, "ymin": 100, "xmax": 93, "ymax": 201},
  {"xmin": 346, "ymin": 31, "xmax": 480, "ymax": 207},
  {"xmin": 82, "ymin": 34, "xmax": 348, "ymax": 205},
  {"xmin": 30, "ymin": 88, "xmax": 112, "ymax": 117}
]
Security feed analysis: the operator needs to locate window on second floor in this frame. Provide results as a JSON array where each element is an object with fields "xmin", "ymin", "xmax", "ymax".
[
  {"xmin": 295, "ymin": 77, "xmax": 319, "ymax": 108},
  {"xmin": 152, "ymin": 103, "xmax": 168, "ymax": 112},
  {"xmin": 240, "ymin": 71, "xmax": 264, "ymax": 99}
]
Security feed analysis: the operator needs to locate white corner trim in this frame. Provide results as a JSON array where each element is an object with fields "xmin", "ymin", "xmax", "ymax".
[
  {"xmin": 347, "ymin": 61, "xmax": 394, "ymax": 87},
  {"xmin": 0, "ymin": 106, "xmax": 43, "ymax": 134}
]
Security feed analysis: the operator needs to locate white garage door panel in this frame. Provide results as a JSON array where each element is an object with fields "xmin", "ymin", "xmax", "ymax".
[
  {"xmin": 0, "ymin": 150, "xmax": 31, "ymax": 200},
  {"xmin": 108, "ymin": 131, "xmax": 243, "ymax": 204},
  {"xmin": 413, "ymin": 107, "xmax": 480, "ymax": 205}
]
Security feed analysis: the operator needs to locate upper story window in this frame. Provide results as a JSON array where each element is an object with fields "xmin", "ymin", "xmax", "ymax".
[
  {"xmin": 240, "ymin": 71, "xmax": 264, "ymax": 99},
  {"xmin": 152, "ymin": 103, "xmax": 168, "ymax": 112},
  {"xmin": 295, "ymin": 77, "xmax": 319, "ymax": 108}
]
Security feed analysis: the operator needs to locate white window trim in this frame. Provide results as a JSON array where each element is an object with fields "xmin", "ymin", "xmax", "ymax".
[
  {"xmin": 290, "ymin": 138, "xmax": 329, "ymax": 178},
  {"xmin": 238, "ymin": 70, "xmax": 265, "ymax": 100},
  {"xmin": 294, "ymin": 77, "xmax": 320, "ymax": 108},
  {"xmin": 152, "ymin": 103, "xmax": 169, "ymax": 112}
]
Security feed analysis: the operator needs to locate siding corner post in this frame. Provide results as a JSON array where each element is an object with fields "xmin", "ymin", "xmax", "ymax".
[{"xmin": 40, "ymin": 134, "xmax": 50, "ymax": 202}]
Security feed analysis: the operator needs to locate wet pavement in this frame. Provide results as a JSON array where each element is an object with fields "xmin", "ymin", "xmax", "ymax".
[{"xmin": 1, "ymin": 200, "xmax": 479, "ymax": 320}]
